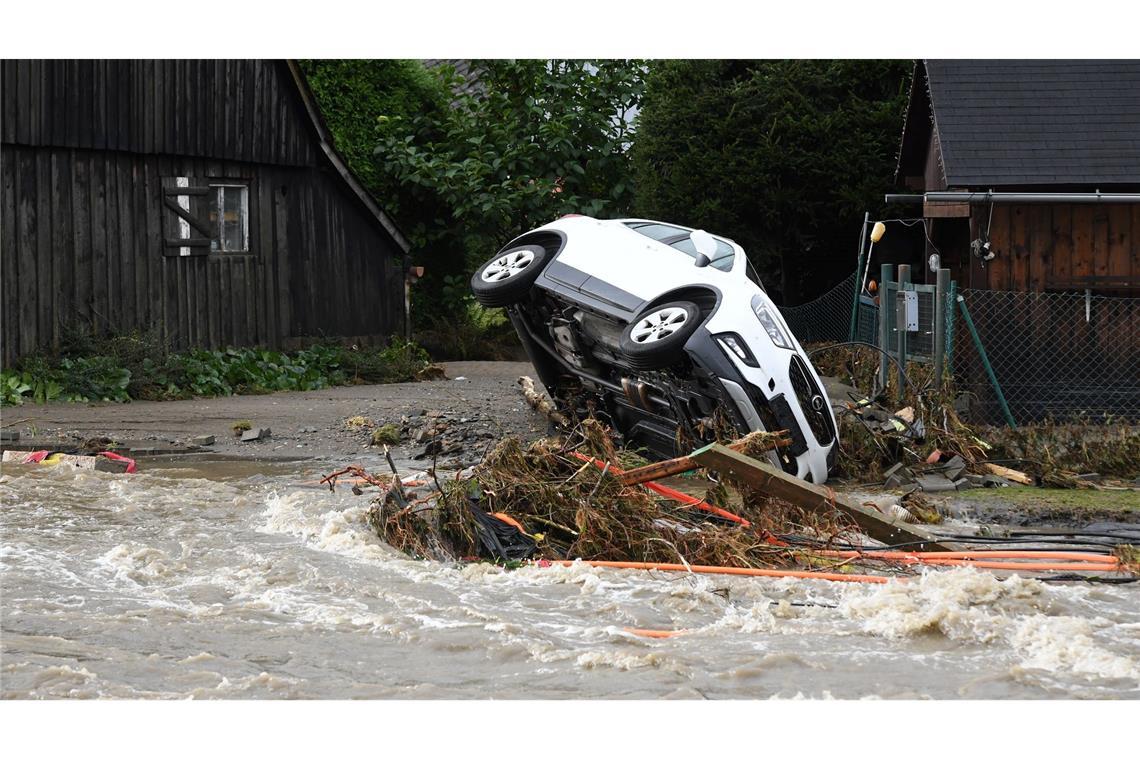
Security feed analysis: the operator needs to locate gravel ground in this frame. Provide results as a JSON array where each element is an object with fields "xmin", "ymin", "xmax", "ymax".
[{"xmin": 2, "ymin": 361, "xmax": 551, "ymax": 465}]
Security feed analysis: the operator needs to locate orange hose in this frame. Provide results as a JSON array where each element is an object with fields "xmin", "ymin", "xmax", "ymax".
[
  {"xmin": 569, "ymin": 452, "xmax": 752, "ymax": 527},
  {"xmin": 549, "ymin": 559, "xmax": 889, "ymax": 584}
]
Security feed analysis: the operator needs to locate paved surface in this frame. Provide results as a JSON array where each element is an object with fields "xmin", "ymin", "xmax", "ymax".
[{"xmin": 2, "ymin": 361, "xmax": 549, "ymax": 462}]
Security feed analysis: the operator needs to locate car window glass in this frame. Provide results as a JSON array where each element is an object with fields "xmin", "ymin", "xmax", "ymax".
[
  {"xmin": 625, "ymin": 222, "xmax": 687, "ymax": 242},
  {"xmin": 669, "ymin": 237, "xmax": 736, "ymax": 271}
]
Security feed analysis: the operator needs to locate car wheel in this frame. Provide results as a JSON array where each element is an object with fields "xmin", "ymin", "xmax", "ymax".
[
  {"xmin": 619, "ymin": 301, "xmax": 702, "ymax": 370},
  {"xmin": 470, "ymin": 244, "xmax": 549, "ymax": 308}
]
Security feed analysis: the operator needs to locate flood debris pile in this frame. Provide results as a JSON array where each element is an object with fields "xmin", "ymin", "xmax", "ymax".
[
  {"xmin": 353, "ymin": 419, "xmax": 846, "ymax": 568},
  {"xmin": 812, "ymin": 343, "xmax": 1139, "ymax": 491}
]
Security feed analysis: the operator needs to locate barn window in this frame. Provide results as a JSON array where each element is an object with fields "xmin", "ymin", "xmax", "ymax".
[{"xmin": 208, "ymin": 184, "xmax": 249, "ymax": 253}]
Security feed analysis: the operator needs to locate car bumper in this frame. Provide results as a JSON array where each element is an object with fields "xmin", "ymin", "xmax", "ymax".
[{"xmin": 683, "ymin": 329, "xmax": 837, "ymax": 483}]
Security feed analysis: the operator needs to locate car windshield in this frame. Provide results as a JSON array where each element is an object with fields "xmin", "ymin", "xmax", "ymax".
[{"xmin": 623, "ymin": 222, "xmax": 736, "ymax": 271}]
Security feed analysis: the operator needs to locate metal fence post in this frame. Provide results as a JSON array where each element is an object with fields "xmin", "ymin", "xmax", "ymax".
[
  {"xmin": 895, "ymin": 264, "xmax": 911, "ymax": 402},
  {"xmin": 877, "ymin": 263, "xmax": 894, "ymax": 394},
  {"xmin": 848, "ymin": 212, "xmax": 870, "ymax": 342},
  {"xmin": 933, "ymin": 267, "xmax": 949, "ymax": 390},
  {"xmin": 957, "ymin": 294, "xmax": 1017, "ymax": 428}
]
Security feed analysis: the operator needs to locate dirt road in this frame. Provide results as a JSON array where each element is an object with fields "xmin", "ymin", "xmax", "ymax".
[{"xmin": 3, "ymin": 361, "xmax": 549, "ymax": 463}]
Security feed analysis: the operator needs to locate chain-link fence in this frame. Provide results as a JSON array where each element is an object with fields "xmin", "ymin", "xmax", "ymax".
[
  {"xmin": 779, "ymin": 273, "xmax": 873, "ymax": 345},
  {"xmin": 779, "ymin": 270, "xmax": 1140, "ymax": 425},
  {"xmin": 953, "ymin": 289, "xmax": 1140, "ymax": 425}
]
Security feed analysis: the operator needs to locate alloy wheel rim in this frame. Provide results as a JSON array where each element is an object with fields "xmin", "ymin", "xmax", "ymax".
[
  {"xmin": 630, "ymin": 307, "xmax": 689, "ymax": 344},
  {"xmin": 481, "ymin": 249, "xmax": 536, "ymax": 282}
]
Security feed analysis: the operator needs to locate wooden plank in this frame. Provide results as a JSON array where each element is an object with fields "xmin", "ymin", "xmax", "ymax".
[
  {"xmin": 985, "ymin": 205, "xmax": 1010, "ymax": 290},
  {"xmin": 106, "ymin": 153, "xmax": 122, "ymax": 332},
  {"xmin": 16, "ymin": 148, "xmax": 38, "ymax": 356},
  {"xmin": 1050, "ymin": 204, "xmax": 1072, "ymax": 290},
  {"xmin": 1071, "ymin": 204, "xmax": 1094, "ymax": 284},
  {"xmin": 243, "ymin": 255, "xmax": 258, "ymax": 347},
  {"xmin": 618, "ymin": 434, "xmax": 792, "ymax": 486},
  {"xmin": 257, "ymin": 174, "xmax": 274, "ymax": 346},
  {"xmin": 233, "ymin": 257, "xmax": 248, "ymax": 347},
  {"xmin": 90, "ymin": 154, "xmax": 108, "ymax": 335},
  {"xmin": 1008, "ymin": 205, "xmax": 1029, "ymax": 292},
  {"xmin": 691, "ymin": 444, "xmax": 958, "ymax": 551},
  {"xmin": 1091, "ymin": 207, "xmax": 1110, "ymax": 284},
  {"xmin": 50, "ymin": 150, "xmax": 72, "ymax": 351},
  {"xmin": 72, "ymin": 153, "xmax": 92, "ymax": 331},
  {"xmin": 1026, "ymin": 204, "xmax": 1049, "ymax": 293},
  {"xmin": 1, "ymin": 147, "xmax": 18, "ymax": 365},
  {"xmin": 923, "ymin": 201, "xmax": 971, "ymax": 219},
  {"xmin": 36, "ymin": 151, "xmax": 53, "ymax": 351},
  {"xmin": 207, "ymin": 257, "xmax": 220, "ymax": 348},
  {"xmin": 274, "ymin": 183, "xmax": 292, "ymax": 340}
]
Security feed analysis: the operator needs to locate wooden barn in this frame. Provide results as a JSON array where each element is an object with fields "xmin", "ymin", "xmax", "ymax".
[
  {"xmin": 894, "ymin": 59, "xmax": 1140, "ymax": 294},
  {"xmin": 1, "ymin": 59, "xmax": 410, "ymax": 365}
]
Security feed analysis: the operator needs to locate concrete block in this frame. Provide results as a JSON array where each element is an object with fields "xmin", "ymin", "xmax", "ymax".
[
  {"xmin": 191, "ymin": 435, "xmax": 216, "ymax": 446},
  {"xmin": 241, "ymin": 427, "xmax": 271, "ymax": 442}
]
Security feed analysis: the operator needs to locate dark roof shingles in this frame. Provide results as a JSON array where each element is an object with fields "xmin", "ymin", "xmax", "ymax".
[{"xmin": 925, "ymin": 59, "xmax": 1140, "ymax": 187}]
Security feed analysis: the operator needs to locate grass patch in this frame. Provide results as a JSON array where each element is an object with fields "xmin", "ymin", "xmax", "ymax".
[{"xmin": 953, "ymin": 485, "xmax": 1140, "ymax": 513}]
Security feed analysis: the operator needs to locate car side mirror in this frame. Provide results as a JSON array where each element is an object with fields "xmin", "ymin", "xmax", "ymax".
[{"xmin": 690, "ymin": 229, "xmax": 716, "ymax": 268}]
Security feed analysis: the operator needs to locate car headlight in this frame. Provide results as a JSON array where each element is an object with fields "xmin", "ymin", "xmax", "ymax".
[{"xmin": 750, "ymin": 295, "xmax": 794, "ymax": 350}]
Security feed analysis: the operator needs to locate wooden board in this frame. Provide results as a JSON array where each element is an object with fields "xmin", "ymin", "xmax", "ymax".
[{"xmin": 691, "ymin": 444, "xmax": 959, "ymax": 551}]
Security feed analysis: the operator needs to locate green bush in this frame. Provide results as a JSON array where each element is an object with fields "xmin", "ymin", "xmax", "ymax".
[
  {"xmin": 0, "ymin": 338, "xmax": 435, "ymax": 406},
  {"xmin": 631, "ymin": 60, "xmax": 912, "ymax": 304}
]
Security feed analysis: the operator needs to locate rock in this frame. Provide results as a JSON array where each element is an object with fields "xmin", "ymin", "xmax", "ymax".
[
  {"xmin": 883, "ymin": 462, "xmax": 914, "ymax": 489},
  {"xmin": 241, "ymin": 427, "xmax": 271, "ymax": 442},
  {"xmin": 916, "ymin": 473, "xmax": 957, "ymax": 493},
  {"xmin": 191, "ymin": 435, "xmax": 215, "ymax": 446}
]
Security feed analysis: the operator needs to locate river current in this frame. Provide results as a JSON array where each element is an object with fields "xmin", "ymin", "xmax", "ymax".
[{"xmin": 2, "ymin": 458, "xmax": 1138, "ymax": 699}]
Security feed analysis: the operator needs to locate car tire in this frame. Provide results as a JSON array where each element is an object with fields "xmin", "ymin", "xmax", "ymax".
[
  {"xmin": 470, "ymin": 244, "xmax": 550, "ymax": 308},
  {"xmin": 619, "ymin": 301, "xmax": 702, "ymax": 370}
]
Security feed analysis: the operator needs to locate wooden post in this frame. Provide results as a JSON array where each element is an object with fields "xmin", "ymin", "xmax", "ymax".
[{"xmin": 690, "ymin": 444, "xmax": 958, "ymax": 551}]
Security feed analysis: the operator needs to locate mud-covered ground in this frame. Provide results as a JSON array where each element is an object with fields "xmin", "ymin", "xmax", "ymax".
[{"xmin": 3, "ymin": 361, "xmax": 548, "ymax": 467}]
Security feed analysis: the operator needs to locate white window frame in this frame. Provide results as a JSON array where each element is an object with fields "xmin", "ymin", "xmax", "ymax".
[{"xmin": 210, "ymin": 183, "xmax": 250, "ymax": 253}]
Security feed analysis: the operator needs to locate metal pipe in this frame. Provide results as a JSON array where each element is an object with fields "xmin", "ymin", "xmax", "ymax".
[
  {"xmin": 886, "ymin": 192, "xmax": 1140, "ymax": 205},
  {"xmin": 933, "ymin": 268, "xmax": 949, "ymax": 391},
  {"xmin": 877, "ymin": 263, "xmax": 893, "ymax": 394},
  {"xmin": 895, "ymin": 264, "xmax": 910, "ymax": 403}
]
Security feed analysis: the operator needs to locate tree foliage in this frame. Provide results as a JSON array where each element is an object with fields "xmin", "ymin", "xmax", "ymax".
[
  {"xmin": 300, "ymin": 59, "xmax": 450, "ymax": 199},
  {"xmin": 631, "ymin": 60, "xmax": 912, "ymax": 303},
  {"xmin": 374, "ymin": 59, "xmax": 646, "ymax": 318}
]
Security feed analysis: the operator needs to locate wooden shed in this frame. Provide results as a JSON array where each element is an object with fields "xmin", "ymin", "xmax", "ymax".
[
  {"xmin": 894, "ymin": 59, "xmax": 1140, "ymax": 294},
  {"xmin": 1, "ymin": 59, "xmax": 410, "ymax": 365}
]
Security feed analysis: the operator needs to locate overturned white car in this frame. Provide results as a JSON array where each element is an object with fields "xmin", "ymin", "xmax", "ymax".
[{"xmin": 471, "ymin": 215, "xmax": 838, "ymax": 483}]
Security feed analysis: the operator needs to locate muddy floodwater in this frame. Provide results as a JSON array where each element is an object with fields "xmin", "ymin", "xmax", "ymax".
[{"xmin": 3, "ymin": 457, "xmax": 1139, "ymax": 699}]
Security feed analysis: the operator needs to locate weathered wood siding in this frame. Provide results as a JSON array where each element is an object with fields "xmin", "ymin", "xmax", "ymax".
[
  {"xmin": 940, "ymin": 203, "xmax": 1139, "ymax": 293},
  {"xmin": 1, "ymin": 60, "xmax": 405, "ymax": 365},
  {"xmin": 1, "ymin": 60, "xmax": 317, "ymax": 167}
]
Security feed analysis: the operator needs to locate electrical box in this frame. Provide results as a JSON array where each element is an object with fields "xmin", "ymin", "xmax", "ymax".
[{"xmin": 901, "ymin": 290, "xmax": 919, "ymax": 331}]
